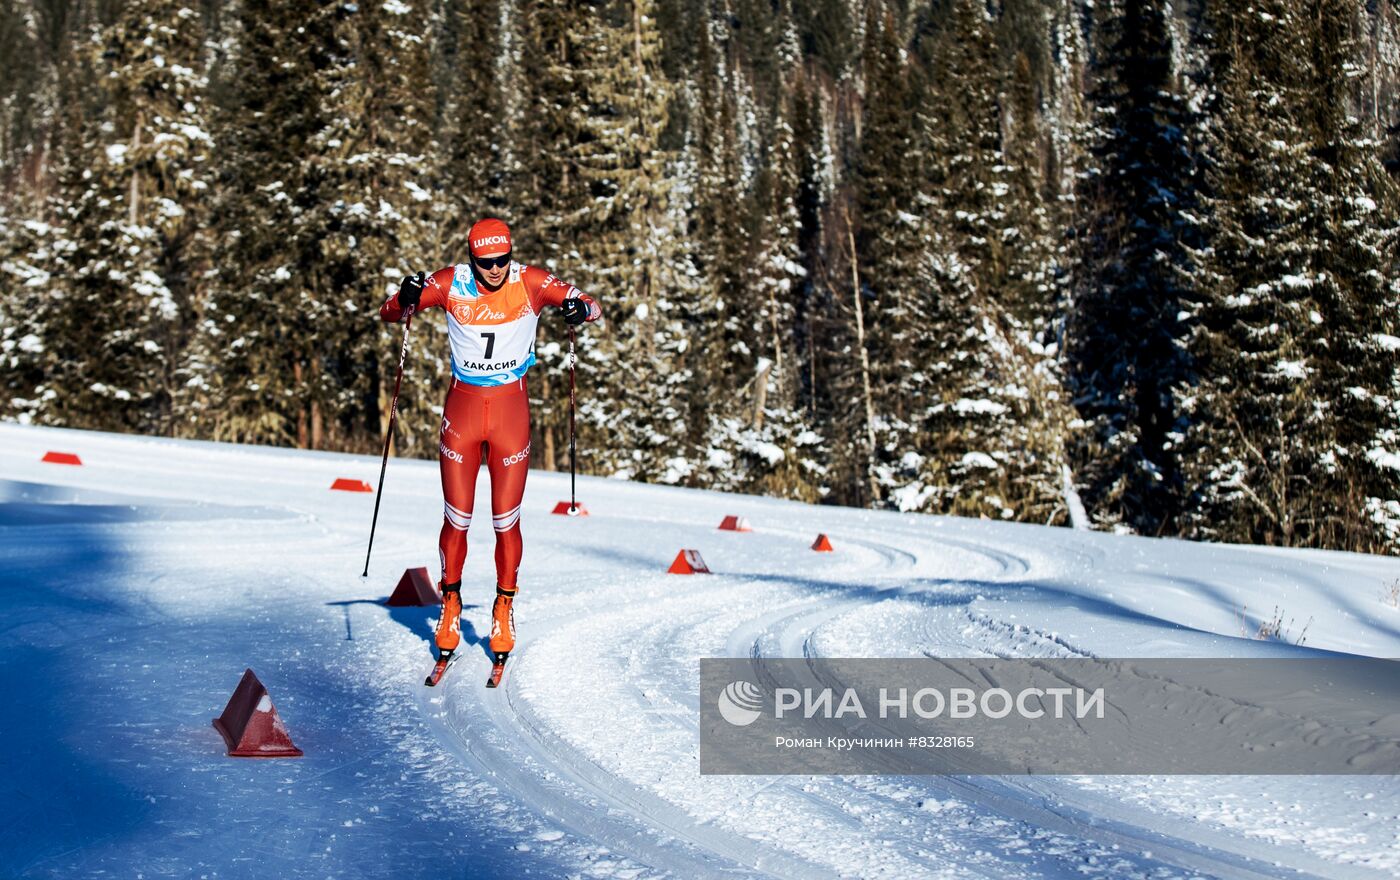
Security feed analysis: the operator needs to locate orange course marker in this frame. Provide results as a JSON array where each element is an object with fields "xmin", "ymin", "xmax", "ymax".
[
  {"xmin": 212, "ymin": 669, "xmax": 304, "ymax": 758},
  {"xmin": 812, "ymin": 534, "xmax": 835, "ymax": 552},
  {"xmin": 385, "ymin": 567, "xmax": 441, "ymax": 607},
  {"xmin": 552, "ymin": 501, "xmax": 589, "ymax": 516},
  {"xmin": 667, "ymin": 549, "xmax": 712, "ymax": 574},
  {"xmin": 718, "ymin": 515, "xmax": 752, "ymax": 532},
  {"xmin": 331, "ymin": 478, "xmax": 373, "ymax": 493},
  {"xmin": 41, "ymin": 451, "xmax": 82, "ymax": 465}
]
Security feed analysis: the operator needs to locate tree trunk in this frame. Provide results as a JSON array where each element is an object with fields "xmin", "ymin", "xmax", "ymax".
[
  {"xmin": 294, "ymin": 360, "xmax": 307, "ymax": 448},
  {"xmin": 845, "ymin": 215, "xmax": 880, "ymax": 504},
  {"xmin": 128, "ymin": 112, "xmax": 143, "ymax": 227},
  {"xmin": 752, "ymin": 358, "xmax": 772, "ymax": 430},
  {"xmin": 541, "ymin": 369, "xmax": 557, "ymax": 471},
  {"xmin": 311, "ymin": 399, "xmax": 324, "ymax": 451}
]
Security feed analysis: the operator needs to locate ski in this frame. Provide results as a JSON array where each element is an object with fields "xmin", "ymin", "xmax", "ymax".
[
  {"xmin": 485, "ymin": 652, "xmax": 509, "ymax": 688},
  {"xmin": 424, "ymin": 651, "xmax": 460, "ymax": 687}
]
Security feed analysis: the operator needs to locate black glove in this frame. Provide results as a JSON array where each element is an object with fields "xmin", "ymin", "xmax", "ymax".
[
  {"xmin": 561, "ymin": 297, "xmax": 590, "ymax": 326},
  {"xmin": 398, "ymin": 272, "xmax": 426, "ymax": 310}
]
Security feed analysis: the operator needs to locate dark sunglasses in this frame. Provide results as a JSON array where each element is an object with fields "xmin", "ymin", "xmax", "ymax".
[{"xmin": 474, "ymin": 252, "xmax": 511, "ymax": 271}]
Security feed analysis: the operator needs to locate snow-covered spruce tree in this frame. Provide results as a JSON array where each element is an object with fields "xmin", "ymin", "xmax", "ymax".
[
  {"xmin": 437, "ymin": 0, "xmax": 506, "ymax": 244},
  {"xmin": 725, "ymin": 78, "xmax": 826, "ymax": 503},
  {"xmin": 1066, "ymin": 0, "xmax": 1202, "ymax": 535},
  {"xmin": 784, "ymin": 5, "xmax": 872, "ymax": 509},
  {"xmin": 787, "ymin": 74, "xmax": 834, "ymax": 453},
  {"xmin": 504, "ymin": 0, "xmax": 595, "ymax": 471},
  {"xmin": 1183, "ymin": 0, "xmax": 1400, "ymax": 552},
  {"xmin": 548, "ymin": 0, "xmax": 701, "ymax": 487},
  {"xmin": 849, "ymin": 3, "xmax": 931, "ymax": 509},
  {"xmin": 991, "ymin": 0, "xmax": 1081, "ymax": 525},
  {"xmin": 0, "ymin": 209, "xmax": 56, "ymax": 421},
  {"xmin": 202, "ymin": 0, "xmax": 330, "ymax": 446},
  {"xmin": 1295, "ymin": 0, "xmax": 1400, "ymax": 554},
  {"xmin": 29, "ymin": 0, "xmax": 211, "ymax": 435},
  {"xmin": 310, "ymin": 0, "xmax": 442, "ymax": 456},
  {"xmin": 893, "ymin": 0, "xmax": 1067, "ymax": 522},
  {"xmin": 683, "ymin": 13, "xmax": 758, "ymax": 487},
  {"xmin": 689, "ymin": 5, "xmax": 819, "ymax": 499},
  {"xmin": 206, "ymin": 0, "xmax": 440, "ymax": 454},
  {"xmin": 0, "ymin": 11, "xmax": 97, "ymax": 426}
]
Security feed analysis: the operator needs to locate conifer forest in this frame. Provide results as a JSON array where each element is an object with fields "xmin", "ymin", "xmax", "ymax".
[{"xmin": 1, "ymin": 0, "xmax": 1398, "ymax": 554}]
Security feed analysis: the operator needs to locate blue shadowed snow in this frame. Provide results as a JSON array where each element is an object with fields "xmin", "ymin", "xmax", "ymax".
[
  {"xmin": 1, "ymin": 507, "xmax": 137, "ymax": 875},
  {"xmin": 0, "ymin": 468, "xmax": 573, "ymax": 879}
]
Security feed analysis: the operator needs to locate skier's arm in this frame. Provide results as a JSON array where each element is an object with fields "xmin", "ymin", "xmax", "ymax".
[
  {"xmin": 522, "ymin": 265, "xmax": 601, "ymax": 323},
  {"xmin": 380, "ymin": 266, "xmax": 451, "ymax": 322}
]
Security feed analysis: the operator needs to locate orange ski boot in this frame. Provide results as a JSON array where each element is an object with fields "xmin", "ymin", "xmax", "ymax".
[
  {"xmin": 425, "ymin": 581, "xmax": 464, "ymax": 687},
  {"xmin": 435, "ymin": 581, "xmax": 463, "ymax": 655},
  {"xmin": 486, "ymin": 586, "xmax": 516, "ymax": 688}
]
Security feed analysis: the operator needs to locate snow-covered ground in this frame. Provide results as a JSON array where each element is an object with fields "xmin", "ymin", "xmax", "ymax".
[{"xmin": 1, "ymin": 423, "xmax": 1398, "ymax": 879}]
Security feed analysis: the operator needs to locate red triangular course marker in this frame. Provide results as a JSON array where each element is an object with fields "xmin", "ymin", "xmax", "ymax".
[
  {"xmin": 331, "ymin": 478, "xmax": 373, "ymax": 493},
  {"xmin": 552, "ymin": 501, "xmax": 589, "ymax": 516},
  {"xmin": 812, "ymin": 533, "xmax": 835, "ymax": 552},
  {"xmin": 385, "ymin": 567, "xmax": 440, "ymax": 607},
  {"xmin": 212, "ymin": 669, "xmax": 304, "ymax": 758},
  {"xmin": 718, "ymin": 515, "xmax": 752, "ymax": 532},
  {"xmin": 668, "ymin": 549, "xmax": 711, "ymax": 574},
  {"xmin": 42, "ymin": 451, "xmax": 82, "ymax": 465}
]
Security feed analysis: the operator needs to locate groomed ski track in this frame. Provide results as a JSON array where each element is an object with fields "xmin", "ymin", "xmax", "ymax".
[{"xmin": 2, "ymin": 423, "xmax": 1398, "ymax": 879}]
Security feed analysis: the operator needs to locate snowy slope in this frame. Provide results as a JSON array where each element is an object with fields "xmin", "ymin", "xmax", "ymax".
[{"xmin": 1, "ymin": 423, "xmax": 1398, "ymax": 879}]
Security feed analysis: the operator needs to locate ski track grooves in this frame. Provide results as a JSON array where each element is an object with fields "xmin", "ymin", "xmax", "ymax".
[
  {"xmin": 411, "ymin": 500, "xmax": 1377, "ymax": 873},
  {"xmin": 748, "ymin": 602, "xmax": 1324, "ymax": 880},
  {"xmin": 420, "ymin": 605, "xmax": 824, "ymax": 878}
]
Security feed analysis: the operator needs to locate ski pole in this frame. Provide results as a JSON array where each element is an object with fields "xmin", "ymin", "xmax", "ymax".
[
  {"xmin": 567, "ymin": 325, "xmax": 579, "ymax": 516},
  {"xmin": 363, "ymin": 306, "xmax": 415, "ymax": 576}
]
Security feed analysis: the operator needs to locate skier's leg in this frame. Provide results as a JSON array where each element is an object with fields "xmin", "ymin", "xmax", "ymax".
[
  {"xmin": 485, "ymin": 381, "xmax": 531, "ymax": 654},
  {"xmin": 438, "ymin": 388, "xmax": 484, "ymax": 585},
  {"xmin": 436, "ymin": 386, "xmax": 484, "ymax": 653},
  {"xmin": 486, "ymin": 381, "xmax": 531, "ymax": 591}
]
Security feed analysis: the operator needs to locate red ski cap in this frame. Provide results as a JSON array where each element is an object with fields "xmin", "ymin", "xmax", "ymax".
[{"xmin": 469, "ymin": 218, "xmax": 512, "ymax": 258}]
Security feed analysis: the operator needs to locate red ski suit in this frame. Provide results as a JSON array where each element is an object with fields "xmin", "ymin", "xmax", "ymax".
[{"xmin": 380, "ymin": 262, "xmax": 600, "ymax": 591}]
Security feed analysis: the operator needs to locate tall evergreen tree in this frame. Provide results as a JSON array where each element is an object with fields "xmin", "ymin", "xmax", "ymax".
[
  {"xmin": 850, "ymin": 3, "xmax": 929, "ymax": 507},
  {"xmin": 1067, "ymin": 0, "xmax": 1201, "ymax": 534},
  {"xmin": 205, "ymin": 0, "xmax": 438, "ymax": 452},
  {"xmin": 1183, "ymin": 0, "xmax": 1400, "ymax": 551},
  {"xmin": 0, "ymin": 8, "xmax": 96, "ymax": 425},
  {"xmin": 556, "ymin": 0, "xmax": 698, "ymax": 486},
  {"xmin": 308, "ymin": 0, "xmax": 441, "ymax": 453},
  {"xmin": 202, "ymin": 0, "xmax": 328, "ymax": 445},
  {"xmin": 729, "ymin": 81, "xmax": 826, "ymax": 502},
  {"xmin": 890, "ymin": 0, "xmax": 1066, "ymax": 520},
  {"xmin": 26, "ymin": 0, "xmax": 211, "ymax": 435},
  {"xmin": 439, "ymin": 0, "xmax": 505, "ymax": 245},
  {"xmin": 682, "ymin": 11, "xmax": 770, "ymax": 487},
  {"xmin": 688, "ymin": 4, "xmax": 820, "ymax": 496}
]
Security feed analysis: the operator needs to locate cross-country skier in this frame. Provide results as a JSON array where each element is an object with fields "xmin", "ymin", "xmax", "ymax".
[{"xmin": 380, "ymin": 218, "xmax": 601, "ymax": 687}]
